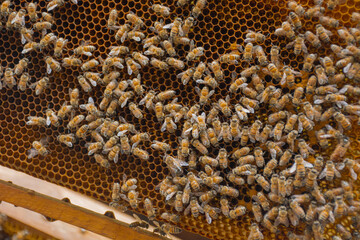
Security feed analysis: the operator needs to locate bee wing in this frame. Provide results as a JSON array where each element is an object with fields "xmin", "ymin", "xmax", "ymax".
[
  {"xmin": 163, "ymin": 23, "xmax": 174, "ymax": 29},
  {"xmin": 274, "ymin": 28, "xmax": 285, "ymax": 36},
  {"xmin": 343, "ymin": 62, "xmax": 352, "ymax": 74},
  {"xmin": 297, "ymin": 120, "xmax": 303, "ymax": 133},
  {"xmin": 319, "ymin": 166, "xmax": 328, "ymax": 179},
  {"xmin": 197, "ymin": 202, "xmax": 204, "ymax": 213},
  {"xmin": 303, "ymin": 160, "xmax": 314, "ymax": 168},
  {"xmin": 46, "ymin": 62, "xmax": 52, "ymax": 75},
  {"xmin": 161, "ymin": 121, "xmax": 167, "ymax": 132},
  {"xmin": 288, "ymin": 162, "xmax": 297, "ymax": 173},
  {"xmin": 286, "ymin": 41, "xmax": 295, "ymax": 49},
  {"xmin": 27, "ymin": 148, "xmax": 38, "ymax": 159},
  {"xmin": 205, "ymin": 212, "xmax": 212, "ymax": 224},
  {"xmin": 350, "ymin": 168, "xmax": 357, "ymax": 180},
  {"xmin": 301, "ymin": 43, "xmax": 308, "ymax": 54},
  {"xmin": 280, "ymin": 73, "xmax": 287, "ymax": 85}
]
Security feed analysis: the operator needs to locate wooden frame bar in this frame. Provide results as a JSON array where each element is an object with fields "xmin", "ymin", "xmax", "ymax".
[{"xmin": 0, "ymin": 180, "xmax": 162, "ymax": 240}]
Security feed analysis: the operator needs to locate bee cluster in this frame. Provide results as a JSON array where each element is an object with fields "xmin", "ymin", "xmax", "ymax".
[{"xmin": 1, "ymin": 0, "xmax": 360, "ymax": 239}]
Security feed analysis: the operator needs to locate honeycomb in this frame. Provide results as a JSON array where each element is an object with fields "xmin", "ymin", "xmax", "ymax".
[{"xmin": 1, "ymin": 0, "xmax": 360, "ymax": 239}]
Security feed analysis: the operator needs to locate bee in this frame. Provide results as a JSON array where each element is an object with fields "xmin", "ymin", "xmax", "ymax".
[
  {"xmin": 338, "ymin": 27, "xmax": 356, "ymax": 44},
  {"xmin": 239, "ymin": 42, "xmax": 253, "ymax": 63},
  {"xmin": 208, "ymin": 60, "xmax": 224, "ymax": 81},
  {"xmin": 305, "ymin": 5, "xmax": 324, "ymax": 19},
  {"xmin": 191, "ymin": 62, "xmax": 207, "ymax": 81},
  {"xmin": 186, "ymin": 41, "xmax": 204, "ymax": 62},
  {"xmin": 255, "ymin": 174, "xmax": 270, "ymax": 191},
  {"xmin": 150, "ymin": 140, "xmax": 170, "ymax": 153},
  {"xmin": 121, "ymin": 174, "xmax": 137, "ymax": 193},
  {"xmin": 333, "ymin": 196, "xmax": 349, "ymax": 218},
  {"xmin": 129, "ymin": 214, "xmax": 149, "ymax": 229},
  {"xmin": 268, "ymin": 111, "xmax": 286, "ymax": 125},
  {"xmin": 233, "ymin": 104, "xmax": 249, "ymax": 121},
  {"xmin": 303, "ymin": 54, "xmax": 318, "ymax": 74},
  {"xmin": 144, "ymin": 45, "xmax": 165, "ymax": 57},
  {"xmin": 107, "ymin": 9, "xmax": 118, "ymax": 30},
  {"xmin": 333, "ymin": 112, "xmax": 351, "ymax": 131},
  {"xmin": 86, "ymin": 142, "xmax": 103, "ymax": 155},
  {"xmin": 5, "ymin": 11, "xmax": 16, "ymax": 30},
  {"xmin": 253, "ymin": 192, "xmax": 270, "ymax": 211},
  {"xmin": 61, "ymin": 57, "xmax": 82, "ymax": 69},
  {"xmin": 287, "ymin": 34, "xmax": 307, "ymax": 55},
  {"xmin": 108, "ymin": 46, "xmax": 129, "ymax": 57},
  {"xmin": 316, "ymin": 24, "xmax": 332, "ymax": 43},
  {"xmin": 28, "ymin": 76, "xmax": 49, "ymax": 95},
  {"xmin": 44, "ymin": 56, "xmax": 61, "ymax": 74},
  {"xmin": 127, "ymin": 31, "xmax": 145, "ymax": 42},
  {"xmin": 283, "ymin": 114, "xmax": 298, "ymax": 133},
  {"xmin": 245, "ymin": 30, "xmax": 266, "ymax": 44},
  {"xmin": 192, "ymin": 0, "xmax": 207, "ymax": 18},
  {"xmin": 150, "ymin": 57, "xmax": 168, "ymax": 70},
  {"xmin": 126, "ymin": 11, "xmax": 144, "ymax": 29},
  {"xmin": 161, "ymin": 212, "xmax": 180, "ymax": 224},
  {"xmin": 28, "ymin": 139, "xmax": 49, "ymax": 159},
  {"xmin": 287, "ymin": 1, "xmax": 305, "ymax": 16},
  {"xmin": 319, "ymin": 160, "xmax": 341, "ymax": 181},
  {"xmin": 218, "ymin": 122, "xmax": 232, "ymax": 143},
  {"xmin": 336, "ymin": 224, "xmax": 352, "ymax": 240},
  {"xmin": 271, "ymin": 121, "xmax": 285, "ymax": 141},
  {"xmin": 298, "ymin": 112, "xmax": 315, "ymax": 133},
  {"xmin": 305, "ymin": 75, "xmax": 316, "ymax": 95},
  {"xmin": 304, "ymin": 31, "xmax": 321, "ymax": 49},
  {"xmin": 39, "ymin": 33, "xmax": 57, "ymax": 51},
  {"xmin": 19, "ymin": 27, "xmax": 34, "ymax": 45},
  {"xmin": 288, "ymin": 11, "xmax": 302, "ymax": 29},
  {"xmin": 81, "ymin": 59, "xmax": 99, "ymax": 71},
  {"xmin": 249, "ymin": 120, "xmax": 261, "ymax": 143},
  {"xmin": 142, "ymin": 37, "xmax": 161, "ymax": 50},
  {"xmin": 320, "ymin": 16, "xmax": 339, "ymax": 29},
  {"xmin": 215, "ymin": 96, "xmax": 231, "ymax": 117},
  {"xmin": 123, "ymin": 189, "xmax": 140, "ymax": 209},
  {"xmin": 275, "ymin": 21, "xmax": 295, "ymax": 40},
  {"xmin": 252, "ymin": 45, "xmax": 268, "ymax": 66},
  {"xmin": 41, "ymin": 12, "xmax": 54, "ymax": 24},
  {"xmin": 26, "ymin": 116, "xmax": 46, "ymax": 127},
  {"xmin": 161, "ymin": 116, "xmax": 177, "ymax": 133},
  {"xmin": 151, "ymin": 4, "xmax": 170, "ymax": 17},
  {"xmin": 91, "ymin": 130, "xmax": 104, "ymax": 146},
  {"xmin": 318, "ymin": 204, "xmax": 335, "ymax": 223},
  {"xmin": 21, "ymin": 41, "xmax": 40, "ymax": 54},
  {"xmin": 166, "ymin": 57, "xmax": 185, "ymax": 69},
  {"xmin": 67, "ymin": 114, "xmax": 85, "ymax": 129},
  {"xmin": 53, "ymin": 38, "xmax": 68, "ymax": 58},
  {"xmin": 199, "ymin": 155, "xmax": 218, "ymax": 168},
  {"xmin": 330, "ymin": 137, "xmax": 350, "ymax": 161},
  {"xmin": 176, "ymin": 68, "xmax": 194, "ymax": 86},
  {"xmin": 73, "ymin": 43, "xmax": 96, "ymax": 57},
  {"xmin": 229, "ymin": 115, "xmax": 241, "ymax": 140},
  {"xmin": 202, "ymin": 204, "xmax": 221, "ymax": 224},
  {"xmin": 11, "ymin": 9, "xmax": 26, "ymax": 29},
  {"xmin": 184, "ymin": 197, "xmax": 204, "ymax": 218},
  {"xmin": 16, "ymin": 72, "xmax": 30, "ymax": 91},
  {"xmin": 113, "ymin": 24, "xmax": 130, "ymax": 42},
  {"xmin": 33, "ymin": 21, "xmax": 53, "ymax": 35},
  {"xmin": 76, "ymin": 75, "xmax": 92, "ymax": 92},
  {"xmin": 44, "ymin": 109, "xmax": 59, "ymax": 127},
  {"xmin": 319, "ymin": 56, "xmax": 335, "ymax": 76},
  {"xmin": 219, "ymin": 52, "xmax": 241, "ymax": 64},
  {"xmin": 0, "ymin": 1, "xmax": 12, "ymax": 18},
  {"xmin": 273, "ymin": 206, "xmax": 289, "ymax": 227},
  {"xmin": 127, "ymin": 102, "xmax": 143, "ymax": 119},
  {"xmin": 47, "ymin": 0, "xmax": 64, "ymax": 11},
  {"xmin": 263, "ymin": 158, "xmax": 278, "ymax": 178},
  {"xmin": 219, "ymin": 185, "xmax": 239, "ymax": 198},
  {"xmin": 289, "ymin": 201, "xmax": 305, "ymax": 219}
]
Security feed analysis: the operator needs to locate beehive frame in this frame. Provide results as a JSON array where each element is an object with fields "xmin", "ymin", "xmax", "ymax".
[{"xmin": 1, "ymin": 0, "xmax": 360, "ymax": 239}]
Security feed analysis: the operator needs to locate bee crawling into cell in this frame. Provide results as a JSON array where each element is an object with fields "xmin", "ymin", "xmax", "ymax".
[{"xmin": 129, "ymin": 213, "xmax": 149, "ymax": 229}]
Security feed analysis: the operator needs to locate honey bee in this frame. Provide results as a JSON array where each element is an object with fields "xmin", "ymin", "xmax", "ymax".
[
  {"xmin": 75, "ymin": 124, "xmax": 89, "ymax": 140},
  {"xmin": 184, "ymin": 197, "xmax": 204, "ymax": 218},
  {"xmin": 252, "ymin": 45, "xmax": 268, "ymax": 66},
  {"xmin": 52, "ymin": 38, "xmax": 68, "ymax": 58},
  {"xmin": 192, "ymin": 0, "xmax": 207, "ymax": 18},
  {"xmin": 268, "ymin": 111, "xmax": 286, "ymax": 125},
  {"xmin": 44, "ymin": 56, "xmax": 61, "ymax": 74},
  {"xmin": 151, "ymin": 4, "xmax": 170, "ymax": 17},
  {"xmin": 229, "ymin": 115, "xmax": 241, "ymax": 141},
  {"xmin": 76, "ymin": 75, "xmax": 92, "ymax": 92},
  {"xmin": 113, "ymin": 24, "xmax": 130, "ymax": 43},
  {"xmin": 67, "ymin": 114, "xmax": 85, "ymax": 129},
  {"xmin": 253, "ymin": 192, "xmax": 270, "ymax": 211},
  {"xmin": 263, "ymin": 158, "xmax": 278, "ymax": 178},
  {"xmin": 19, "ymin": 27, "xmax": 33, "ymax": 45},
  {"xmin": 127, "ymin": 102, "xmax": 143, "ymax": 119},
  {"xmin": 316, "ymin": 24, "xmax": 332, "ymax": 43},
  {"xmin": 131, "ymin": 147, "xmax": 150, "ymax": 160},
  {"xmin": 121, "ymin": 174, "xmax": 137, "ymax": 193},
  {"xmin": 289, "ymin": 201, "xmax": 305, "ymax": 219},
  {"xmin": 123, "ymin": 189, "xmax": 140, "ymax": 209},
  {"xmin": 29, "ymin": 76, "xmax": 49, "ymax": 95},
  {"xmin": 39, "ymin": 33, "xmax": 58, "ymax": 51},
  {"xmin": 161, "ymin": 212, "xmax": 180, "ymax": 223},
  {"xmin": 26, "ymin": 116, "xmax": 46, "ymax": 127},
  {"xmin": 41, "ymin": 12, "xmax": 54, "ymax": 24},
  {"xmin": 28, "ymin": 139, "xmax": 49, "ymax": 159},
  {"xmin": 304, "ymin": 31, "xmax": 321, "ymax": 49},
  {"xmin": 126, "ymin": 11, "xmax": 144, "ymax": 29},
  {"xmin": 127, "ymin": 31, "xmax": 145, "ymax": 42},
  {"xmin": 333, "ymin": 196, "xmax": 349, "ymax": 218},
  {"xmin": 81, "ymin": 59, "xmax": 99, "ymax": 72},
  {"xmin": 215, "ymin": 96, "xmax": 231, "ymax": 117},
  {"xmin": 208, "ymin": 60, "xmax": 224, "ymax": 81},
  {"xmin": 11, "ymin": 9, "xmax": 26, "ymax": 29},
  {"xmin": 245, "ymin": 30, "xmax": 266, "ymax": 44},
  {"xmin": 44, "ymin": 109, "xmax": 59, "ymax": 127},
  {"xmin": 233, "ymin": 104, "xmax": 249, "ymax": 121},
  {"xmin": 305, "ymin": 5, "xmax": 324, "ymax": 19},
  {"xmin": 0, "ymin": 1, "xmax": 12, "ymax": 18},
  {"xmin": 288, "ymin": 1, "xmax": 305, "ymax": 16},
  {"xmin": 62, "ymin": 57, "xmax": 82, "ymax": 69},
  {"xmin": 21, "ymin": 41, "xmax": 40, "ymax": 54},
  {"xmin": 16, "ymin": 72, "xmax": 29, "ymax": 91},
  {"xmin": 129, "ymin": 214, "xmax": 149, "ymax": 229},
  {"xmin": 298, "ymin": 112, "xmax": 315, "ymax": 133},
  {"xmin": 186, "ymin": 41, "xmax": 204, "ymax": 62},
  {"xmin": 248, "ymin": 120, "xmax": 261, "ymax": 143},
  {"xmin": 149, "ymin": 57, "xmax": 168, "ymax": 70},
  {"xmin": 219, "ymin": 52, "xmax": 241, "ymax": 64},
  {"xmin": 33, "ymin": 21, "xmax": 53, "ymax": 35},
  {"xmin": 211, "ymin": 117, "xmax": 221, "ymax": 136},
  {"xmin": 255, "ymin": 174, "xmax": 270, "ymax": 191},
  {"xmin": 319, "ymin": 56, "xmax": 335, "ymax": 76},
  {"xmin": 91, "ymin": 131, "xmax": 104, "ymax": 145},
  {"xmin": 319, "ymin": 160, "xmax": 341, "ymax": 181},
  {"xmin": 107, "ymin": 9, "xmax": 118, "ymax": 30},
  {"xmin": 166, "ymin": 57, "xmax": 185, "ymax": 69},
  {"xmin": 320, "ymin": 16, "xmax": 339, "ymax": 29},
  {"xmin": 303, "ymin": 54, "xmax": 317, "ymax": 74},
  {"xmin": 333, "ymin": 112, "xmax": 351, "ymax": 130},
  {"xmin": 275, "ymin": 21, "xmax": 295, "ymax": 40},
  {"xmin": 286, "ymin": 34, "xmax": 307, "ymax": 55},
  {"xmin": 330, "ymin": 137, "xmax": 350, "ymax": 161},
  {"xmin": 199, "ymin": 155, "xmax": 218, "ymax": 168},
  {"xmin": 73, "ymin": 43, "xmax": 96, "ymax": 57},
  {"xmin": 288, "ymin": 11, "xmax": 302, "ymax": 29},
  {"xmin": 5, "ymin": 11, "xmax": 16, "ymax": 30},
  {"xmin": 161, "ymin": 116, "xmax": 177, "ymax": 133},
  {"xmin": 271, "ymin": 121, "xmax": 285, "ymax": 141},
  {"xmin": 218, "ymin": 122, "xmax": 232, "ymax": 143},
  {"xmin": 338, "ymin": 27, "xmax": 356, "ymax": 44},
  {"xmin": 143, "ymin": 45, "xmax": 165, "ymax": 57},
  {"xmin": 150, "ymin": 140, "xmax": 170, "ymax": 152},
  {"xmin": 47, "ymin": 0, "xmax": 64, "ymax": 11},
  {"xmin": 86, "ymin": 142, "xmax": 103, "ymax": 155}
]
